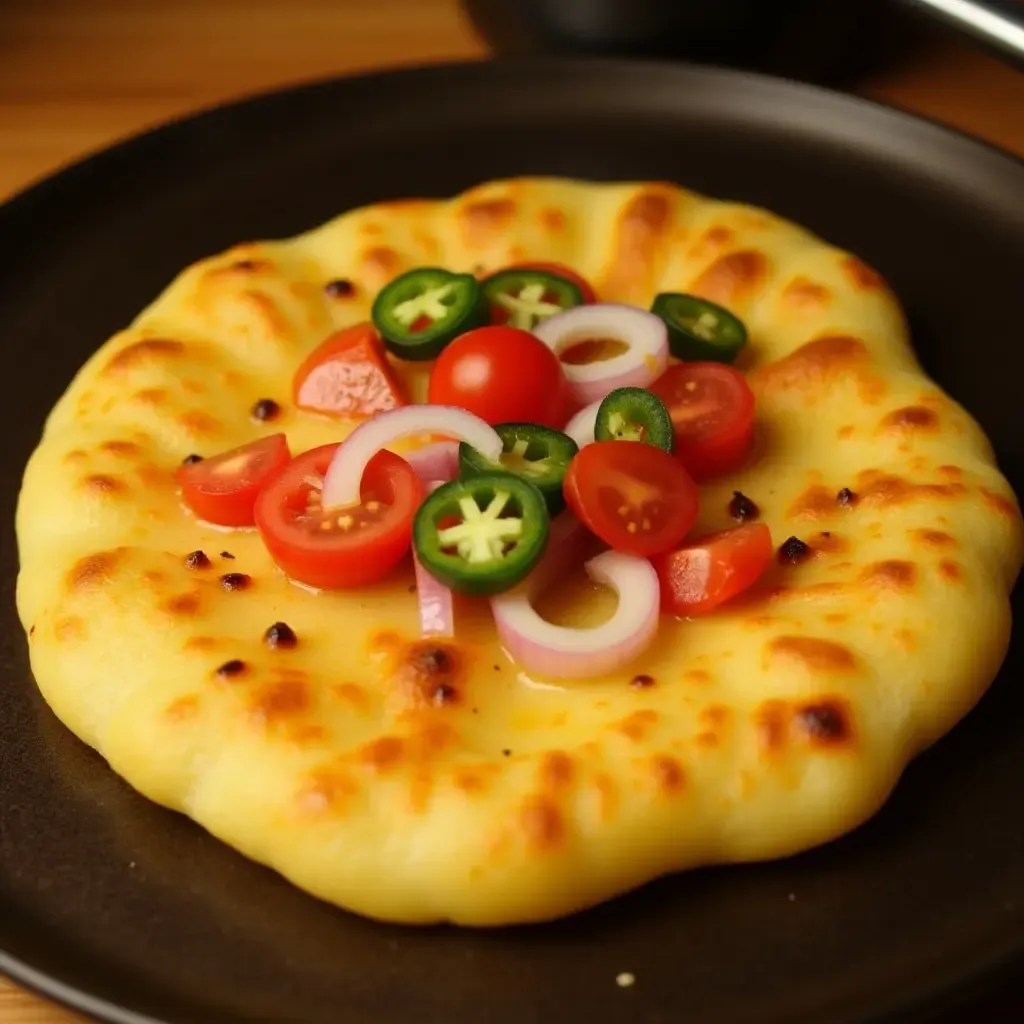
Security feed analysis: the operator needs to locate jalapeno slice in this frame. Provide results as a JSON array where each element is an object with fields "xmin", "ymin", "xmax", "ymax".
[
  {"xmin": 458, "ymin": 423, "xmax": 578, "ymax": 516},
  {"xmin": 481, "ymin": 268, "xmax": 586, "ymax": 331},
  {"xmin": 650, "ymin": 293, "xmax": 748, "ymax": 364},
  {"xmin": 413, "ymin": 473, "xmax": 550, "ymax": 596},
  {"xmin": 372, "ymin": 268, "xmax": 488, "ymax": 361},
  {"xmin": 594, "ymin": 387, "xmax": 674, "ymax": 453}
]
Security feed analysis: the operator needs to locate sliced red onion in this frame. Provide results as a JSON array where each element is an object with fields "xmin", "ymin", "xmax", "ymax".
[
  {"xmin": 533, "ymin": 304, "xmax": 669, "ymax": 406},
  {"xmin": 491, "ymin": 548, "xmax": 660, "ymax": 681},
  {"xmin": 321, "ymin": 405, "xmax": 501, "ymax": 508},
  {"xmin": 563, "ymin": 399, "xmax": 602, "ymax": 449},
  {"xmin": 404, "ymin": 441, "xmax": 461, "ymax": 486},
  {"xmin": 413, "ymin": 480, "xmax": 455, "ymax": 638}
]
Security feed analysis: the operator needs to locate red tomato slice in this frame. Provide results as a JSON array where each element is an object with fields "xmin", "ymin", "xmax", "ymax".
[
  {"xmin": 653, "ymin": 523, "xmax": 773, "ymax": 616},
  {"xmin": 501, "ymin": 261, "xmax": 598, "ymax": 303},
  {"xmin": 255, "ymin": 445, "xmax": 422, "ymax": 589},
  {"xmin": 648, "ymin": 363, "xmax": 756, "ymax": 480},
  {"xmin": 427, "ymin": 325, "xmax": 571, "ymax": 429},
  {"xmin": 562, "ymin": 441, "xmax": 699, "ymax": 557},
  {"xmin": 293, "ymin": 323, "xmax": 406, "ymax": 418},
  {"xmin": 177, "ymin": 434, "xmax": 291, "ymax": 527}
]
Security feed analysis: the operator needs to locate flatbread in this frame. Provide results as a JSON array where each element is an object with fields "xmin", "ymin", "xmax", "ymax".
[{"xmin": 16, "ymin": 177, "xmax": 1023, "ymax": 925}]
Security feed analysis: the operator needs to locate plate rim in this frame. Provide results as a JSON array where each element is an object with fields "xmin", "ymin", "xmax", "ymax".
[
  {"xmin": 1, "ymin": 54, "xmax": 1023, "ymax": 225},
  {"xmin": 2, "ymin": 54, "xmax": 1024, "ymax": 1024}
]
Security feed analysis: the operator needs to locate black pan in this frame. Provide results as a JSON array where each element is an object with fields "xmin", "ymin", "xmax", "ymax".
[
  {"xmin": 1, "ymin": 58, "xmax": 1023, "ymax": 1024},
  {"xmin": 464, "ymin": 0, "xmax": 1024, "ymax": 84}
]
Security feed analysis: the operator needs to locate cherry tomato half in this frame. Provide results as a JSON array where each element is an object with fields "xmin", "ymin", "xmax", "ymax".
[
  {"xmin": 653, "ymin": 523, "xmax": 773, "ymax": 616},
  {"xmin": 502, "ymin": 261, "xmax": 598, "ymax": 303},
  {"xmin": 177, "ymin": 433, "xmax": 291, "ymax": 527},
  {"xmin": 427, "ymin": 325, "xmax": 570, "ymax": 429},
  {"xmin": 562, "ymin": 441, "xmax": 699, "ymax": 557},
  {"xmin": 255, "ymin": 445, "xmax": 423, "ymax": 590},
  {"xmin": 648, "ymin": 363, "xmax": 756, "ymax": 480},
  {"xmin": 293, "ymin": 323, "xmax": 406, "ymax": 418}
]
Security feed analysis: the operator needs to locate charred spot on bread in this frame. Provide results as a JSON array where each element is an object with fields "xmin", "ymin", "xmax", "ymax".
[
  {"xmin": 728, "ymin": 491, "xmax": 760, "ymax": 522},
  {"xmin": 220, "ymin": 572, "xmax": 252, "ymax": 591},
  {"xmin": 410, "ymin": 644, "xmax": 455, "ymax": 677},
  {"xmin": 264, "ymin": 622, "xmax": 298, "ymax": 650},
  {"xmin": 796, "ymin": 701, "xmax": 853, "ymax": 745},
  {"xmin": 251, "ymin": 398, "xmax": 281, "ymax": 422},
  {"xmin": 184, "ymin": 550, "xmax": 211, "ymax": 571},
  {"xmin": 324, "ymin": 278, "xmax": 355, "ymax": 298},
  {"xmin": 216, "ymin": 659, "xmax": 247, "ymax": 679},
  {"xmin": 778, "ymin": 536, "xmax": 812, "ymax": 565},
  {"xmin": 431, "ymin": 683, "xmax": 459, "ymax": 707}
]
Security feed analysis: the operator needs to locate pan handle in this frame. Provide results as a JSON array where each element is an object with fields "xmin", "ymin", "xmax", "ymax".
[{"xmin": 898, "ymin": 0, "xmax": 1024, "ymax": 62}]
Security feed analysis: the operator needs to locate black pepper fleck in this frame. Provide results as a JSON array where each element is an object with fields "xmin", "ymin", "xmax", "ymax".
[
  {"xmin": 472, "ymin": 707, "xmax": 479, "ymax": 714},
  {"xmin": 29, "ymin": 625, "xmax": 35, "ymax": 637},
  {"xmin": 220, "ymin": 572, "xmax": 252, "ymax": 591},
  {"xmin": 216, "ymin": 659, "xmax": 247, "ymax": 679},
  {"xmin": 220, "ymin": 551, "xmax": 235, "ymax": 560},
  {"xmin": 432, "ymin": 683, "xmax": 458, "ymax": 706},
  {"xmin": 837, "ymin": 487, "xmax": 857, "ymax": 507},
  {"xmin": 324, "ymin": 278, "xmax": 355, "ymax": 298},
  {"xmin": 728, "ymin": 491, "xmax": 760, "ymax": 522},
  {"xmin": 502, "ymin": 749, "xmax": 512, "ymax": 757},
  {"xmin": 493, "ymin": 664, "xmax": 501, "ymax": 672},
  {"xmin": 264, "ymin": 622, "xmax": 297, "ymax": 649},
  {"xmin": 251, "ymin": 398, "xmax": 281, "ymax": 421},
  {"xmin": 232, "ymin": 259, "xmax": 258, "ymax": 271},
  {"xmin": 630, "ymin": 674, "xmax": 656, "ymax": 689},
  {"xmin": 185, "ymin": 550, "xmax": 211, "ymax": 570},
  {"xmin": 778, "ymin": 536, "xmax": 812, "ymax": 565},
  {"xmin": 182, "ymin": 453, "xmax": 204, "ymax": 465}
]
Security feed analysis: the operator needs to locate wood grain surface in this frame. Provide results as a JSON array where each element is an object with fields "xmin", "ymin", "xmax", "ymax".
[{"xmin": 1, "ymin": 1, "xmax": 1022, "ymax": 1021}]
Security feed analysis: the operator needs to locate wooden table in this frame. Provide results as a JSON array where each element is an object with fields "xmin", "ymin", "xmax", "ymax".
[{"xmin": 1, "ymin": 1, "xmax": 1022, "ymax": 1021}]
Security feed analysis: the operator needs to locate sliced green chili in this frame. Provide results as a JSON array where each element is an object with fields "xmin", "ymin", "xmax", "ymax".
[
  {"xmin": 459, "ymin": 423, "xmax": 578, "ymax": 516},
  {"xmin": 650, "ymin": 292, "xmax": 748, "ymax": 364},
  {"xmin": 594, "ymin": 387, "xmax": 674, "ymax": 453},
  {"xmin": 372, "ymin": 267, "xmax": 487, "ymax": 361},
  {"xmin": 413, "ymin": 473, "xmax": 549, "ymax": 596},
  {"xmin": 481, "ymin": 268, "xmax": 585, "ymax": 331}
]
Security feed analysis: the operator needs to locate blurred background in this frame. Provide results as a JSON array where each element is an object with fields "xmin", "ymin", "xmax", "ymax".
[
  {"xmin": 0, "ymin": 0, "xmax": 1023, "ymax": 205},
  {"xmin": 0, "ymin": 1, "xmax": 1022, "ymax": 1022}
]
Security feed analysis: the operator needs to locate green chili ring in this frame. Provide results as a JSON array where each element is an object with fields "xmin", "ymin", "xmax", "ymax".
[
  {"xmin": 481, "ymin": 268, "xmax": 585, "ymax": 331},
  {"xmin": 372, "ymin": 267, "xmax": 488, "ymax": 361},
  {"xmin": 413, "ymin": 472, "xmax": 550, "ymax": 597},
  {"xmin": 594, "ymin": 387, "xmax": 675, "ymax": 453},
  {"xmin": 459, "ymin": 422, "xmax": 578, "ymax": 516},
  {"xmin": 650, "ymin": 292, "xmax": 748, "ymax": 364}
]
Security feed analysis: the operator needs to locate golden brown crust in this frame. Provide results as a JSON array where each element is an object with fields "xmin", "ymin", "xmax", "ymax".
[{"xmin": 16, "ymin": 176, "xmax": 1023, "ymax": 926}]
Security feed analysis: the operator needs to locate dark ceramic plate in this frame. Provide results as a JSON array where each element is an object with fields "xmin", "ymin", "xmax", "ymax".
[{"xmin": 2, "ymin": 58, "xmax": 1024, "ymax": 1024}]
